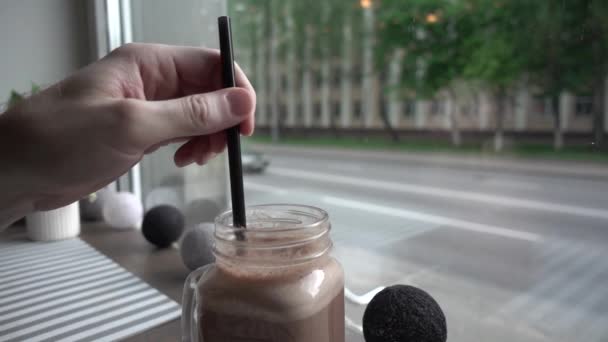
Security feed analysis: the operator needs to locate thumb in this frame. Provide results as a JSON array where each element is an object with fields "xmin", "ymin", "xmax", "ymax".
[{"xmin": 139, "ymin": 87, "xmax": 254, "ymax": 146}]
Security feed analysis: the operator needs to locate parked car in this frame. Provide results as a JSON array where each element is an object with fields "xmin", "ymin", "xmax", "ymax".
[{"xmin": 241, "ymin": 148, "xmax": 270, "ymax": 173}]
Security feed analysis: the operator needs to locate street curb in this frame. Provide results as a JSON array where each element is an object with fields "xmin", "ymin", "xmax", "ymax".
[{"xmin": 252, "ymin": 143, "xmax": 608, "ymax": 181}]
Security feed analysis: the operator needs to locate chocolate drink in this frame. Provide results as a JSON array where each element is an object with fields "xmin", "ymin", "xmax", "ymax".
[{"xmin": 197, "ymin": 257, "xmax": 345, "ymax": 342}]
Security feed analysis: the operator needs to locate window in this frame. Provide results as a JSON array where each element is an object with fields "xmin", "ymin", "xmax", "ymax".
[
  {"xmin": 576, "ymin": 96, "xmax": 593, "ymax": 116},
  {"xmin": 314, "ymin": 104, "xmax": 322, "ymax": 123},
  {"xmin": 231, "ymin": 2, "xmax": 608, "ymax": 341},
  {"xmin": 430, "ymin": 99, "xmax": 442, "ymax": 116},
  {"xmin": 333, "ymin": 102, "xmax": 340, "ymax": 120},
  {"xmin": 403, "ymin": 100, "xmax": 415, "ymax": 118},
  {"xmin": 353, "ymin": 100, "xmax": 362, "ymax": 121},
  {"xmin": 333, "ymin": 66, "xmax": 343, "ymax": 88},
  {"xmin": 131, "ymin": 0, "xmax": 229, "ymax": 224},
  {"xmin": 11, "ymin": 1, "xmax": 604, "ymax": 341},
  {"xmin": 531, "ymin": 96, "xmax": 551, "ymax": 117},
  {"xmin": 279, "ymin": 108, "xmax": 288, "ymax": 126}
]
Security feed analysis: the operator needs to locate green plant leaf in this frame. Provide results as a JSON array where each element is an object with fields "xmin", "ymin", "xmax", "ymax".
[
  {"xmin": 30, "ymin": 83, "xmax": 41, "ymax": 94},
  {"xmin": 7, "ymin": 90, "xmax": 24, "ymax": 108}
]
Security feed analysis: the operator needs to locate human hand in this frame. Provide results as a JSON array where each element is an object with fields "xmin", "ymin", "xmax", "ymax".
[{"xmin": 0, "ymin": 43, "xmax": 255, "ymax": 215}]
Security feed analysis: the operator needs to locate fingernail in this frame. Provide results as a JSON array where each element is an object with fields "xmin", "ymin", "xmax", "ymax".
[{"xmin": 225, "ymin": 88, "xmax": 252, "ymax": 117}]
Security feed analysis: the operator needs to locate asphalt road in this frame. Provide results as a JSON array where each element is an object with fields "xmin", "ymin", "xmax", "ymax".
[{"xmin": 243, "ymin": 144, "xmax": 608, "ymax": 342}]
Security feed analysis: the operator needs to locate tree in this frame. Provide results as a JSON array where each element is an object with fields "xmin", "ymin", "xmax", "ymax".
[
  {"xmin": 378, "ymin": 0, "xmax": 608, "ymax": 151},
  {"xmin": 229, "ymin": 1, "xmax": 268, "ymax": 129},
  {"xmin": 461, "ymin": 0, "xmax": 533, "ymax": 152},
  {"xmin": 582, "ymin": 0, "xmax": 608, "ymax": 148},
  {"xmin": 524, "ymin": 1, "xmax": 608, "ymax": 150},
  {"xmin": 231, "ymin": 0, "xmax": 608, "ymax": 150},
  {"xmin": 525, "ymin": 2, "xmax": 575, "ymax": 150},
  {"xmin": 378, "ymin": 0, "xmax": 474, "ymax": 146}
]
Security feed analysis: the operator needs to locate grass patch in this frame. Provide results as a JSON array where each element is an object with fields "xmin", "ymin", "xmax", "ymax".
[{"xmin": 247, "ymin": 135, "xmax": 608, "ymax": 163}]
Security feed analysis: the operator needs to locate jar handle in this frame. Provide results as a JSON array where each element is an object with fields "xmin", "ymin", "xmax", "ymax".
[{"xmin": 181, "ymin": 265, "xmax": 212, "ymax": 342}]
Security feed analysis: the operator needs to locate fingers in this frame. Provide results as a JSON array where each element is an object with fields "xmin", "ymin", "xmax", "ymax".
[
  {"xmin": 233, "ymin": 62, "xmax": 256, "ymax": 95},
  {"xmin": 233, "ymin": 63, "xmax": 256, "ymax": 136},
  {"xmin": 106, "ymin": 44, "xmax": 256, "ymax": 159},
  {"xmin": 114, "ymin": 44, "xmax": 256, "ymax": 100},
  {"xmin": 167, "ymin": 49, "xmax": 256, "ymax": 133},
  {"xmin": 166, "ymin": 46, "xmax": 255, "ymax": 94},
  {"xmin": 133, "ymin": 87, "xmax": 254, "ymax": 148},
  {"xmin": 143, "ymin": 137, "xmax": 189, "ymax": 154},
  {"xmin": 173, "ymin": 131, "xmax": 227, "ymax": 167}
]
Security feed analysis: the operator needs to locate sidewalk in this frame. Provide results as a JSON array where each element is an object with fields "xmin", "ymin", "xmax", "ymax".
[{"xmin": 253, "ymin": 143, "xmax": 608, "ymax": 180}]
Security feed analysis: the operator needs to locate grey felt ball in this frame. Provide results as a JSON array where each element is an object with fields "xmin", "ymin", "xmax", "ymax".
[
  {"xmin": 179, "ymin": 223, "xmax": 215, "ymax": 271},
  {"xmin": 363, "ymin": 285, "xmax": 447, "ymax": 342}
]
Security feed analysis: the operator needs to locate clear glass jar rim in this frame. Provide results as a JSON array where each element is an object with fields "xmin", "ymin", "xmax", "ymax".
[{"xmin": 214, "ymin": 204, "xmax": 329, "ymax": 233}]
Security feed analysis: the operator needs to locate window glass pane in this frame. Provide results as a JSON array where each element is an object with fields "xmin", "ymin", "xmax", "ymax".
[
  {"xmin": 131, "ymin": 0, "xmax": 229, "ymax": 225},
  {"xmin": 230, "ymin": 1, "xmax": 608, "ymax": 341}
]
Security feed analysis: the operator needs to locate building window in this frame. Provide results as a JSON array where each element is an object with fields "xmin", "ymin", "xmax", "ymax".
[
  {"xmin": 403, "ymin": 101, "xmax": 415, "ymax": 118},
  {"xmin": 314, "ymin": 104, "xmax": 322, "ymax": 123},
  {"xmin": 280, "ymin": 106, "xmax": 287, "ymax": 124},
  {"xmin": 430, "ymin": 100, "xmax": 443, "ymax": 116},
  {"xmin": 353, "ymin": 101, "xmax": 362, "ymax": 121},
  {"xmin": 575, "ymin": 96, "xmax": 593, "ymax": 116},
  {"xmin": 332, "ymin": 68, "xmax": 342, "ymax": 88},
  {"xmin": 295, "ymin": 102, "xmax": 302, "ymax": 126},
  {"xmin": 531, "ymin": 96, "xmax": 549, "ymax": 116},
  {"xmin": 351, "ymin": 67, "xmax": 362, "ymax": 84},
  {"xmin": 332, "ymin": 102, "xmax": 340, "ymax": 120}
]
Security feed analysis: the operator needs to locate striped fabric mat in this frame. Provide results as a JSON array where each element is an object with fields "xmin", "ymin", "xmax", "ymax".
[{"xmin": 0, "ymin": 237, "xmax": 181, "ymax": 342}]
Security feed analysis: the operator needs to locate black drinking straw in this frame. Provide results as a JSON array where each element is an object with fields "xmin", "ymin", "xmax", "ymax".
[{"xmin": 218, "ymin": 16, "xmax": 247, "ymax": 229}]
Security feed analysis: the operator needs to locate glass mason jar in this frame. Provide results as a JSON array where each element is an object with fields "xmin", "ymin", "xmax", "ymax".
[{"xmin": 181, "ymin": 204, "xmax": 345, "ymax": 342}]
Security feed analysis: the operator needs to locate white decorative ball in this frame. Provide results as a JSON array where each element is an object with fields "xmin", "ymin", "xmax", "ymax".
[
  {"xmin": 102, "ymin": 192, "xmax": 143, "ymax": 230},
  {"xmin": 179, "ymin": 223, "xmax": 215, "ymax": 271}
]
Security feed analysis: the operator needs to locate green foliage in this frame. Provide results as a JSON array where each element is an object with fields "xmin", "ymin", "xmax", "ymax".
[
  {"xmin": 6, "ymin": 83, "xmax": 40, "ymax": 108},
  {"xmin": 30, "ymin": 83, "xmax": 41, "ymax": 94},
  {"xmin": 230, "ymin": 0, "xmax": 608, "ymax": 105},
  {"xmin": 378, "ymin": 0, "xmax": 469, "ymax": 97},
  {"xmin": 7, "ymin": 90, "xmax": 24, "ymax": 108},
  {"xmin": 461, "ymin": 0, "xmax": 532, "ymax": 89},
  {"xmin": 377, "ymin": 0, "xmax": 608, "ymax": 99},
  {"xmin": 229, "ymin": 0, "xmax": 366, "ymax": 79},
  {"xmin": 526, "ymin": 1, "xmax": 598, "ymax": 96}
]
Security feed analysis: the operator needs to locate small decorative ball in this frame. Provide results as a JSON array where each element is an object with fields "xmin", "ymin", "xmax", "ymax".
[
  {"xmin": 179, "ymin": 223, "xmax": 215, "ymax": 271},
  {"xmin": 142, "ymin": 205, "xmax": 185, "ymax": 248},
  {"xmin": 363, "ymin": 285, "xmax": 447, "ymax": 342},
  {"xmin": 102, "ymin": 192, "xmax": 143, "ymax": 230}
]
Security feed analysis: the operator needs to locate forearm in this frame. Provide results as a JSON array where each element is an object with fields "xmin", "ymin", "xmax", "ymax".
[
  {"xmin": 0, "ymin": 194, "xmax": 34, "ymax": 231},
  {"xmin": 0, "ymin": 111, "xmax": 36, "ymax": 230}
]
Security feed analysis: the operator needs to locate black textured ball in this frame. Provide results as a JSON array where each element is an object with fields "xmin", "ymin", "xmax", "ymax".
[
  {"xmin": 142, "ymin": 205, "xmax": 185, "ymax": 248},
  {"xmin": 363, "ymin": 285, "xmax": 447, "ymax": 342}
]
